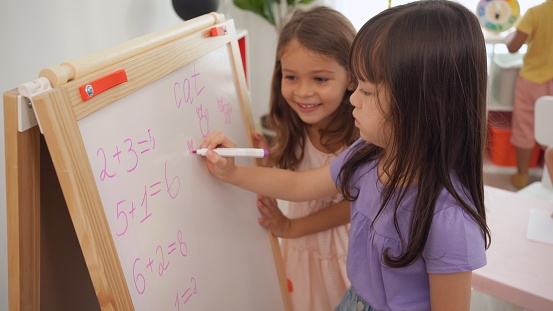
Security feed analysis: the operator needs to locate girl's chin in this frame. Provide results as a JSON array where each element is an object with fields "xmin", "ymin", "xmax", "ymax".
[{"xmin": 297, "ymin": 113, "xmax": 322, "ymax": 125}]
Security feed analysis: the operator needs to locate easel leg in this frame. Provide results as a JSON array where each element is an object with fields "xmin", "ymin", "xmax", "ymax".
[{"xmin": 4, "ymin": 90, "xmax": 41, "ymax": 311}]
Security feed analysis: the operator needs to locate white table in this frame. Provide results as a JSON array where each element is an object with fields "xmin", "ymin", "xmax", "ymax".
[{"xmin": 472, "ymin": 186, "xmax": 553, "ymax": 311}]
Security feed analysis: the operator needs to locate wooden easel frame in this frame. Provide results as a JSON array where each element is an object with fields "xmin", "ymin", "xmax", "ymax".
[
  {"xmin": 5, "ymin": 13, "xmax": 290, "ymax": 310},
  {"xmin": 4, "ymin": 90, "xmax": 41, "ymax": 310}
]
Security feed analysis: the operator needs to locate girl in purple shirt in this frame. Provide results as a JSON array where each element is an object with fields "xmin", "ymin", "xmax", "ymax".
[{"xmin": 199, "ymin": 1, "xmax": 491, "ymax": 310}]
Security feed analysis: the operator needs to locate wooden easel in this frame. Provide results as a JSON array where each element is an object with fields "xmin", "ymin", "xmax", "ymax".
[
  {"xmin": 3, "ymin": 102, "xmax": 100, "ymax": 310},
  {"xmin": 4, "ymin": 12, "xmax": 290, "ymax": 311},
  {"xmin": 5, "ymin": 89, "xmax": 42, "ymax": 310}
]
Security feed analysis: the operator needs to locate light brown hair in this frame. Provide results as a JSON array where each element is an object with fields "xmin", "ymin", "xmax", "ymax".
[{"xmin": 267, "ymin": 6, "xmax": 358, "ymax": 170}]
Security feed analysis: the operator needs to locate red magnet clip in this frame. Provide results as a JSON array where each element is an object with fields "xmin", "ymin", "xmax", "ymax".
[
  {"xmin": 79, "ymin": 69, "xmax": 128, "ymax": 101},
  {"xmin": 210, "ymin": 26, "xmax": 228, "ymax": 37}
]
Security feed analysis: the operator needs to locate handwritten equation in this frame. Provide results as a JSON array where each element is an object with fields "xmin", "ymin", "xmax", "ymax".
[
  {"xmin": 96, "ymin": 129, "xmax": 156, "ymax": 181},
  {"xmin": 112, "ymin": 160, "xmax": 180, "ymax": 237},
  {"xmin": 131, "ymin": 229, "xmax": 198, "ymax": 310}
]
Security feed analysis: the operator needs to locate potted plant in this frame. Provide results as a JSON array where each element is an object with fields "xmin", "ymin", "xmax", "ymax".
[{"xmin": 232, "ymin": 0, "xmax": 317, "ymax": 31}]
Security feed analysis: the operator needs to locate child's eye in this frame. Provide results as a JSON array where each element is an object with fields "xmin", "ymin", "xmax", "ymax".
[
  {"xmin": 358, "ymin": 88, "xmax": 371, "ymax": 96},
  {"xmin": 283, "ymin": 75, "xmax": 297, "ymax": 81},
  {"xmin": 315, "ymin": 77, "xmax": 329, "ymax": 83}
]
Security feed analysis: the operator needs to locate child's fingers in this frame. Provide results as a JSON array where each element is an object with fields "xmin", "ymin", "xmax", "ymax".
[
  {"xmin": 205, "ymin": 148, "xmax": 223, "ymax": 163},
  {"xmin": 256, "ymin": 203, "xmax": 274, "ymax": 228},
  {"xmin": 256, "ymin": 200, "xmax": 273, "ymax": 218},
  {"xmin": 257, "ymin": 217, "xmax": 273, "ymax": 229},
  {"xmin": 204, "ymin": 148, "xmax": 236, "ymax": 181},
  {"xmin": 258, "ymin": 195, "xmax": 278, "ymax": 210},
  {"xmin": 200, "ymin": 130, "xmax": 237, "ymax": 149},
  {"xmin": 252, "ymin": 131, "xmax": 269, "ymax": 150},
  {"xmin": 257, "ymin": 198, "xmax": 280, "ymax": 221}
]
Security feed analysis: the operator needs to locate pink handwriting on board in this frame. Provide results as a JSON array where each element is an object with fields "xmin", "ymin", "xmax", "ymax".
[
  {"xmin": 217, "ymin": 96, "xmax": 232, "ymax": 124},
  {"xmin": 175, "ymin": 277, "xmax": 198, "ymax": 310},
  {"xmin": 173, "ymin": 64, "xmax": 205, "ymax": 108},
  {"xmin": 96, "ymin": 129, "xmax": 156, "ymax": 181},
  {"xmin": 130, "ymin": 230, "xmax": 197, "ymax": 309},
  {"xmin": 113, "ymin": 160, "xmax": 181, "ymax": 237},
  {"xmin": 186, "ymin": 139, "xmax": 194, "ymax": 154},
  {"xmin": 165, "ymin": 159, "xmax": 181, "ymax": 199},
  {"xmin": 196, "ymin": 104, "xmax": 210, "ymax": 139}
]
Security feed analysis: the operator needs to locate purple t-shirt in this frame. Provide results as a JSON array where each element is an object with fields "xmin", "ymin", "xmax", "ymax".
[{"xmin": 330, "ymin": 140, "xmax": 487, "ymax": 311}]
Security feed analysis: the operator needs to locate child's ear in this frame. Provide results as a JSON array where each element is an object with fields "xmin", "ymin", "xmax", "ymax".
[{"xmin": 347, "ymin": 80, "xmax": 356, "ymax": 91}]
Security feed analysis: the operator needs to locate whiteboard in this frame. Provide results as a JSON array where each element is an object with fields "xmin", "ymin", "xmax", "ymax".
[{"xmin": 31, "ymin": 17, "xmax": 288, "ymax": 310}]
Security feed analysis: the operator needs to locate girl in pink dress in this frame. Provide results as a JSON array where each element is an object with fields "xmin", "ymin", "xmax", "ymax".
[
  {"xmin": 252, "ymin": 6, "xmax": 358, "ymax": 311},
  {"xmin": 200, "ymin": 2, "xmax": 491, "ymax": 309}
]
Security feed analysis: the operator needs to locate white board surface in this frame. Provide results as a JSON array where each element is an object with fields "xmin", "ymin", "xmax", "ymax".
[{"xmin": 77, "ymin": 44, "xmax": 284, "ymax": 310}]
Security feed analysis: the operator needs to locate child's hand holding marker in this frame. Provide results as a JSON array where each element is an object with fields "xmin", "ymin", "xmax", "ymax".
[
  {"xmin": 197, "ymin": 131, "xmax": 240, "ymax": 182},
  {"xmin": 194, "ymin": 131, "xmax": 268, "ymax": 158}
]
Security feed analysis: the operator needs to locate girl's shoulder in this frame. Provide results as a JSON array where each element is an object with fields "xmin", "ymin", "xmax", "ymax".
[
  {"xmin": 300, "ymin": 135, "xmax": 348, "ymax": 169},
  {"xmin": 424, "ymin": 186, "xmax": 487, "ymax": 273},
  {"xmin": 432, "ymin": 178, "xmax": 477, "ymax": 218}
]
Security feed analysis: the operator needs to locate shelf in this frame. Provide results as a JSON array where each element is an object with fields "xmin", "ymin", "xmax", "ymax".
[{"xmin": 487, "ymin": 96, "xmax": 513, "ymax": 112}]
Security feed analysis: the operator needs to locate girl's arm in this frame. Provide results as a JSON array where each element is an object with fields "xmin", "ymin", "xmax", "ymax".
[
  {"xmin": 505, "ymin": 29, "xmax": 528, "ymax": 53},
  {"xmin": 429, "ymin": 272, "xmax": 472, "ymax": 311},
  {"xmin": 200, "ymin": 131, "xmax": 339, "ymax": 201},
  {"xmin": 251, "ymin": 130, "xmax": 270, "ymax": 167},
  {"xmin": 257, "ymin": 195, "xmax": 350, "ymax": 238}
]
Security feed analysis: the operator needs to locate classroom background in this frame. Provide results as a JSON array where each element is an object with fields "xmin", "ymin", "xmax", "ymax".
[{"xmin": 0, "ymin": 0, "xmax": 544, "ymax": 310}]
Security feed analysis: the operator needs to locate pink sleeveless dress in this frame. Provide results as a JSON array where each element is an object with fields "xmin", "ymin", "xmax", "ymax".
[{"xmin": 281, "ymin": 136, "xmax": 350, "ymax": 311}]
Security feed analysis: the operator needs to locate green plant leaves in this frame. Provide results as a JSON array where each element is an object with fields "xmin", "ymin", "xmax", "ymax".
[
  {"xmin": 233, "ymin": 0, "xmax": 277, "ymax": 25},
  {"xmin": 233, "ymin": 0, "xmax": 317, "ymax": 27}
]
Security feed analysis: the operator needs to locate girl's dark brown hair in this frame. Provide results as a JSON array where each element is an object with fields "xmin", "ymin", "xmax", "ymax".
[
  {"xmin": 339, "ymin": 0, "xmax": 491, "ymax": 267},
  {"xmin": 267, "ymin": 6, "xmax": 359, "ymax": 170}
]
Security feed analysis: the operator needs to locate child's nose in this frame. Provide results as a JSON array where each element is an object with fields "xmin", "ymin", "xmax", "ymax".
[
  {"xmin": 349, "ymin": 91, "xmax": 360, "ymax": 107},
  {"xmin": 294, "ymin": 81, "xmax": 314, "ymax": 97}
]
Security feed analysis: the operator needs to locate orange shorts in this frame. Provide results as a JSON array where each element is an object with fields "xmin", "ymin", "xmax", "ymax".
[{"xmin": 510, "ymin": 76, "xmax": 553, "ymax": 149}]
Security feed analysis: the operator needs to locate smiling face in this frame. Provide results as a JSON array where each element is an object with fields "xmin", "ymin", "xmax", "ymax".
[{"xmin": 280, "ymin": 39, "xmax": 354, "ymax": 131}]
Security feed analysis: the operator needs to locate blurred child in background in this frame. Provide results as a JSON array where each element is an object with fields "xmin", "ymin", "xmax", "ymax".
[{"xmin": 505, "ymin": 0, "xmax": 553, "ymax": 189}]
